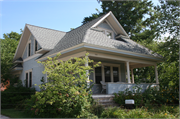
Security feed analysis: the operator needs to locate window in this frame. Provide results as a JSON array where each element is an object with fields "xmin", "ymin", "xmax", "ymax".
[
  {"xmin": 95, "ymin": 67, "xmax": 102, "ymax": 84},
  {"xmin": 25, "ymin": 70, "xmax": 32, "ymax": 87},
  {"xmin": 106, "ymin": 31, "xmax": 113, "ymax": 39},
  {"xmin": 104, "ymin": 66, "xmax": 111, "ymax": 82},
  {"xmin": 113, "ymin": 67, "xmax": 119, "ymax": 82},
  {"xmin": 94, "ymin": 63, "xmax": 121, "ymax": 84},
  {"xmin": 101, "ymin": 29, "xmax": 113, "ymax": 39},
  {"xmin": 26, "ymin": 73, "xmax": 28, "ymax": 87},
  {"xmin": 35, "ymin": 40, "xmax": 38, "ymax": 52},
  {"xmin": 28, "ymin": 43, "xmax": 31, "ymax": 57}
]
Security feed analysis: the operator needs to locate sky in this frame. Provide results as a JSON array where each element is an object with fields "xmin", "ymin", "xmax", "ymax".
[{"xmin": 0, "ymin": 0, "xmax": 160, "ymax": 39}]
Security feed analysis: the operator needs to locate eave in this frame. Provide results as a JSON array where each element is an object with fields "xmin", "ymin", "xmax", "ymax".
[{"xmin": 36, "ymin": 43, "xmax": 163, "ymax": 63}]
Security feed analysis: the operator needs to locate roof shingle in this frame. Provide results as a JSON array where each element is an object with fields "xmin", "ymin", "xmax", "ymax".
[{"xmin": 26, "ymin": 24, "xmax": 66, "ymax": 50}]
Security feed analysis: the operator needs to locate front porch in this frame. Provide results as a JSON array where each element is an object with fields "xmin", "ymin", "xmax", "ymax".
[{"xmin": 85, "ymin": 51, "xmax": 160, "ymax": 95}]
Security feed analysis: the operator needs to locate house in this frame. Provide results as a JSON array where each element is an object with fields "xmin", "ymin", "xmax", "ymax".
[{"xmin": 12, "ymin": 11, "xmax": 163, "ymax": 94}]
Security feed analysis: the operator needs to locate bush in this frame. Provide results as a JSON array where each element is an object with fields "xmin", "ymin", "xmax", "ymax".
[
  {"xmin": 114, "ymin": 83, "xmax": 179, "ymax": 108},
  {"xmin": 113, "ymin": 85, "xmax": 144, "ymax": 108},
  {"xmin": 89, "ymin": 102, "xmax": 104, "ymax": 117},
  {"xmin": 1, "ymin": 85, "xmax": 35, "ymax": 109},
  {"xmin": 24, "ymin": 53, "xmax": 100, "ymax": 118},
  {"xmin": 100, "ymin": 106, "xmax": 178, "ymax": 118}
]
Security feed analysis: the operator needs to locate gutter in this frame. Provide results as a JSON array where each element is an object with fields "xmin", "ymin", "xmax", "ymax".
[{"xmin": 36, "ymin": 43, "xmax": 163, "ymax": 62}]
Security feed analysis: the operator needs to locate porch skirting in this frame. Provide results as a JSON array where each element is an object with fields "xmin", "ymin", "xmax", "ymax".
[{"xmin": 106, "ymin": 83, "xmax": 158, "ymax": 94}]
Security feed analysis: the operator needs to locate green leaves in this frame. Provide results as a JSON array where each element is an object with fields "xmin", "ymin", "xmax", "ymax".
[
  {"xmin": 1, "ymin": 31, "xmax": 21, "ymax": 80},
  {"xmin": 27, "ymin": 53, "xmax": 99, "ymax": 118}
]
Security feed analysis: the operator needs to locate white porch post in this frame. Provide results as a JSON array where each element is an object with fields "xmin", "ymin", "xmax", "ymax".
[
  {"xmin": 85, "ymin": 55, "xmax": 90, "ymax": 88},
  {"xmin": 155, "ymin": 65, "xmax": 159, "ymax": 84},
  {"xmin": 131, "ymin": 69, "xmax": 134, "ymax": 83},
  {"xmin": 126, "ymin": 61, "xmax": 131, "ymax": 83}
]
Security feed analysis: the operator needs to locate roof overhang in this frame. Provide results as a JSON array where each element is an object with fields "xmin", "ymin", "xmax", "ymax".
[
  {"xmin": 91, "ymin": 11, "xmax": 129, "ymax": 38},
  {"xmin": 11, "ymin": 67, "xmax": 23, "ymax": 72},
  {"xmin": 37, "ymin": 43, "xmax": 163, "ymax": 63},
  {"xmin": 13, "ymin": 25, "xmax": 31, "ymax": 61},
  {"xmin": 36, "ymin": 48, "xmax": 51, "ymax": 54}
]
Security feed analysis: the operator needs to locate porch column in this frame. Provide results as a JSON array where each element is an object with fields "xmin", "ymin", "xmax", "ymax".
[
  {"xmin": 85, "ymin": 55, "xmax": 90, "ymax": 88},
  {"xmin": 155, "ymin": 65, "xmax": 159, "ymax": 84},
  {"xmin": 131, "ymin": 69, "xmax": 134, "ymax": 83},
  {"xmin": 126, "ymin": 62, "xmax": 131, "ymax": 83}
]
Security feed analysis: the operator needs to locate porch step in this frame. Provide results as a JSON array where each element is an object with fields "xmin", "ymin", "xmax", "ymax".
[{"xmin": 92, "ymin": 95, "xmax": 119, "ymax": 107}]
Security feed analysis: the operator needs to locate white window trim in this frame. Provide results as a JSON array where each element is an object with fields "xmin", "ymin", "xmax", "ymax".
[
  {"xmin": 93, "ymin": 62, "xmax": 121, "ymax": 84},
  {"xmin": 25, "ymin": 69, "xmax": 32, "ymax": 88}
]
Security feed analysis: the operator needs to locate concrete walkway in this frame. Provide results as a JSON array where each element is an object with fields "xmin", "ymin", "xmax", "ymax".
[{"xmin": 0, "ymin": 114, "xmax": 9, "ymax": 118}]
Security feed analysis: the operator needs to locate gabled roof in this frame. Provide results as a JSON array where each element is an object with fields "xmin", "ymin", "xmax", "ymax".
[
  {"xmin": 38, "ymin": 11, "xmax": 162, "ymax": 60},
  {"xmin": 39, "ymin": 12, "xmax": 108, "ymax": 59},
  {"xmin": 26, "ymin": 24, "xmax": 66, "ymax": 50},
  {"xmin": 13, "ymin": 24, "xmax": 66, "ymax": 61},
  {"xmin": 83, "ymin": 29, "xmax": 162, "ymax": 58}
]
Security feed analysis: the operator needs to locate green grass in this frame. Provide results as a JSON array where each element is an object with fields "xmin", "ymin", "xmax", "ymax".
[
  {"xmin": 1, "ymin": 105, "xmax": 179, "ymax": 118},
  {"xmin": 1, "ymin": 109, "xmax": 32, "ymax": 118}
]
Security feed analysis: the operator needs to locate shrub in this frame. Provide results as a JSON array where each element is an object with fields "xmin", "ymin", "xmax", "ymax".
[
  {"xmin": 100, "ymin": 106, "xmax": 178, "ymax": 118},
  {"xmin": 24, "ymin": 53, "xmax": 100, "ymax": 118},
  {"xmin": 114, "ymin": 83, "xmax": 179, "ymax": 108},
  {"xmin": 1, "ymin": 84, "xmax": 35, "ymax": 109},
  {"xmin": 113, "ymin": 85, "xmax": 144, "ymax": 108},
  {"xmin": 89, "ymin": 102, "xmax": 104, "ymax": 117}
]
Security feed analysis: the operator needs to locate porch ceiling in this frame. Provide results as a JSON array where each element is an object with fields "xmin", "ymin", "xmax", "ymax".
[{"xmin": 89, "ymin": 55, "xmax": 155, "ymax": 69}]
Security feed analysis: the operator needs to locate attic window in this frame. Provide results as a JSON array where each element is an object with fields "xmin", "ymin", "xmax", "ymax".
[
  {"xmin": 35, "ymin": 40, "xmax": 38, "ymax": 51},
  {"xmin": 102, "ymin": 30, "xmax": 113, "ymax": 39},
  {"xmin": 28, "ymin": 43, "xmax": 31, "ymax": 56}
]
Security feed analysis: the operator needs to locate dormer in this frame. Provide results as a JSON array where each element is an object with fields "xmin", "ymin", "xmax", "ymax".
[{"xmin": 91, "ymin": 11, "xmax": 129, "ymax": 40}]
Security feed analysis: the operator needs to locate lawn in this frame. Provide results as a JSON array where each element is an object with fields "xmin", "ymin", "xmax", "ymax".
[
  {"xmin": 1, "ymin": 109, "xmax": 32, "ymax": 118},
  {"xmin": 1, "ymin": 105, "xmax": 179, "ymax": 118}
]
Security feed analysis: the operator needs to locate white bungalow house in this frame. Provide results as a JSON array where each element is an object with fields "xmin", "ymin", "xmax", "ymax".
[{"xmin": 12, "ymin": 11, "xmax": 163, "ymax": 94}]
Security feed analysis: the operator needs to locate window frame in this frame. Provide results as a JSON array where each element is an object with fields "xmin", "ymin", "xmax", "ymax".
[
  {"xmin": 93, "ymin": 62, "xmax": 121, "ymax": 84},
  {"xmin": 25, "ymin": 69, "xmax": 32, "ymax": 88},
  {"xmin": 34, "ymin": 39, "xmax": 38, "ymax": 53},
  {"xmin": 27, "ymin": 40, "xmax": 31, "ymax": 57}
]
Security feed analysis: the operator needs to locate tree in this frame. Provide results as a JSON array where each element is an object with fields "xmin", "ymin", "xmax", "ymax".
[
  {"xmin": 1, "ymin": 31, "xmax": 22, "ymax": 80},
  {"xmin": 155, "ymin": 0, "xmax": 179, "ymax": 88},
  {"xmin": 24, "ymin": 53, "xmax": 100, "ymax": 118}
]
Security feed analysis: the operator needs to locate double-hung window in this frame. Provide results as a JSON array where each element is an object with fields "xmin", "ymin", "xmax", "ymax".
[
  {"xmin": 25, "ymin": 70, "xmax": 32, "ymax": 87},
  {"xmin": 94, "ymin": 63, "xmax": 121, "ymax": 84}
]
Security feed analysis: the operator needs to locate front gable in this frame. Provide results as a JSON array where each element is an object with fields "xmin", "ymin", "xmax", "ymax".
[
  {"xmin": 97, "ymin": 21, "xmax": 116, "ymax": 39},
  {"xmin": 91, "ymin": 11, "xmax": 129, "ymax": 38},
  {"xmin": 14, "ymin": 24, "xmax": 66, "ymax": 61}
]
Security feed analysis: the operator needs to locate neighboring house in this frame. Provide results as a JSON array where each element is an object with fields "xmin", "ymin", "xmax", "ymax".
[{"xmin": 12, "ymin": 11, "xmax": 163, "ymax": 94}]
